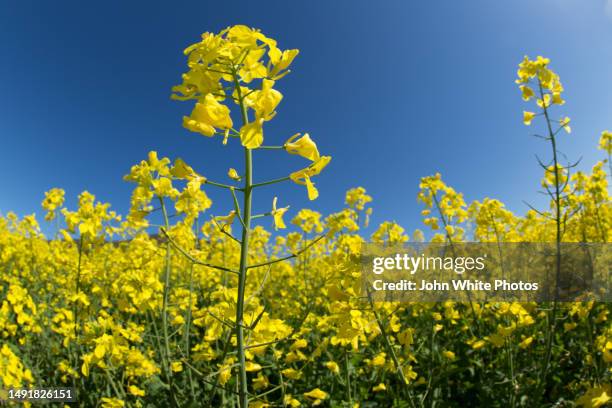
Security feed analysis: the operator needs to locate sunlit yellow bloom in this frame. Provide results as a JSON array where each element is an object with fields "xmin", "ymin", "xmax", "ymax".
[
  {"xmin": 552, "ymin": 92, "xmax": 564, "ymax": 105},
  {"xmin": 284, "ymin": 133, "xmax": 320, "ymax": 161},
  {"xmin": 171, "ymin": 158, "xmax": 202, "ymax": 181},
  {"xmin": 128, "ymin": 385, "xmax": 145, "ymax": 397},
  {"xmin": 576, "ymin": 384, "xmax": 612, "ymax": 408},
  {"xmin": 598, "ymin": 130, "xmax": 612, "ymax": 154},
  {"xmin": 560, "ymin": 117, "xmax": 571, "ymax": 133},
  {"xmin": 214, "ymin": 210, "xmax": 237, "ymax": 231},
  {"xmin": 282, "ymin": 368, "xmax": 302, "ymax": 380},
  {"xmin": 373, "ymin": 383, "xmax": 386, "ymax": 392},
  {"xmin": 42, "ymin": 188, "xmax": 65, "ymax": 221},
  {"xmin": 269, "ymin": 49, "xmax": 299, "ymax": 79},
  {"xmin": 271, "ymin": 198, "xmax": 289, "ymax": 231},
  {"xmin": 245, "ymin": 361, "xmax": 262, "ymax": 372},
  {"xmin": 519, "ymin": 336, "xmax": 533, "ymax": 349},
  {"xmin": 564, "ymin": 322, "xmax": 577, "ymax": 332},
  {"xmin": 239, "ymin": 118, "xmax": 264, "ymax": 149},
  {"xmin": 537, "ymin": 94, "xmax": 551, "ymax": 108},
  {"xmin": 289, "ymin": 156, "xmax": 332, "ymax": 200},
  {"xmin": 183, "ymin": 93, "xmax": 233, "ymax": 137},
  {"xmin": 251, "ymin": 79, "xmax": 283, "ymax": 121},
  {"xmin": 227, "ymin": 168, "xmax": 241, "ymax": 181},
  {"xmin": 284, "ymin": 395, "xmax": 301, "ymax": 407},
  {"xmin": 100, "ymin": 397, "xmax": 125, "ymax": 408},
  {"xmin": 471, "ymin": 340, "xmax": 486, "ymax": 350},
  {"xmin": 520, "ymin": 85, "xmax": 534, "ymax": 101},
  {"xmin": 324, "ymin": 361, "xmax": 340, "ymax": 374},
  {"xmin": 523, "ymin": 111, "xmax": 535, "ymax": 126},
  {"xmin": 542, "ymin": 164, "xmax": 568, "ymax": 188},
  {"xmin": 370, "ymin": 352, "xmax": 386, "ymax": 367},
  {"xmin": 304, "ymin": 388, "xmax": 328, "ymax": 404}
]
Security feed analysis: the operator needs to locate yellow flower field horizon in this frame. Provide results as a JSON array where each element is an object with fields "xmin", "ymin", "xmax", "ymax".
[{"xmin": 1, "ymin": 25, "xmax": 611, "ymax": 408}]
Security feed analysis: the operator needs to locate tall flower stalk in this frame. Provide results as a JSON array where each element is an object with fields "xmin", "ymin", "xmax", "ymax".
[
  {"xmin": 232, "ymin": 67, "xmax": 253, "ymax": 407},
  {"xmin": 517, "ymin": 55, "xmax": 574, "ymax": 399},
  {"xmin": 167, "ymin": 25, "xmax": 331, "ymax": 407}
]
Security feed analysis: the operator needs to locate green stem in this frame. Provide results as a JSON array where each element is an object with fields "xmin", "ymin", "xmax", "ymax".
[
  {"xmin": 344, "ymin": 351, "xmax": 352, "ymax": 405},
  {"xmin": 206, "ymin": 179, "xmax": 242, "ymax": 191},
  {"xmin": 158, "ymin": 196, "xmax": 178, "ymax": 406},
  {"xmin": 431, "ymin": 190, "xmax": 480, "ymax": 335},
  {"xmin": 233, "ymin": 68, "xmax": 252, "ymax": 408},
  {"xmin": 252, "ymin": 176, "xmax": 290, "ymax": 189},
  {"xmin": 365, "ymin": 286, "xmax": 417, "ymax": 408},
  {"xmin": 72, "ymin": 236, "xmax": 85, "ymax": 400},
  {"xmin": 536, "ymin": 77, "xmax": 563, "ymax": 401},
  {"xmin": 258, "ymin": 145, "xmax": 284, "ymax": 150},
  {"xmin": 73, "ymin": 237, "xmax": 84, "ymax": 341},
  {"xmin": 185, "ymin": 261, "xmax": 196, "ymax": 400}
]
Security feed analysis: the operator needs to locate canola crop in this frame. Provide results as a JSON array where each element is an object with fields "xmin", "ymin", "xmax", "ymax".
[{"xmin": 1, "ymin": 25, "xmax": 611, "ymax": 408}]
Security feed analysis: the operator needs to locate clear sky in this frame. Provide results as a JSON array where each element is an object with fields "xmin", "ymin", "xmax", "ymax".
[{"xmin": 1, "ymin": 0, "xmax": 611, "ymax": 236}]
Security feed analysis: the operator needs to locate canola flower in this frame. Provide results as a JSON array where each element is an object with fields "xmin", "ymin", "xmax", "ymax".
[
  {"xmin": 0, "ymin": 34, "xmax": 610, "ymax": 408},
  {"xmin": 171, "ymin": 25, "xmax": 331, "ymax": 407}
]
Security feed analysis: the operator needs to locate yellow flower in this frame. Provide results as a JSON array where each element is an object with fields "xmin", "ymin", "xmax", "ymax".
[
  {"xmin": 271, "ymin": 197, "xmax": 289, "ymax": 230},
  {"xmin": 304, "ymin": 388, "xmax": 328, "ymax": 403},
  {"xmin": 519, "ymin": 336, "xmax": 533, "ymax": 349},
  {"xmin": 284, "ymin": 133, "xmax": 320, "ymax": 161},
  {"xmin": 370, "ymin": 352, "xmax": 386, "ymax": 367},
  {"xmin": 213, "ymin": 210, "xmax": 237, "ymax": 231},
  {"xmin": 251, "ymin": 79, "xmax": 283, "ymax": 121},
  {"xmin": 402, "ymin": 365, "xmax": 418, "ymax": 383},
  {"xmin": 284, "ymin": 395, "xmax": 302, "ymax": 407},
  {"xmin": 471, "ymin": 340, "xmax": 486, "ymax": 350},
  {"xmin": 523, "ymin": 111, "xmax": 535, "ymax": 126},
  {"xmin": 253, "ymin": 372, "xmax": 270, "ymax": 390},
  {"xmin": 227, "ymin": 168, "xmax": 241, "ymax": 181},
  {"xmin": 183, "ymin": 93, "xmax": 233, "ymax": 137},
  {"xmin": 576, "ymin": 384, "xmax": 612, "ymax": 408},
  {"xmin": 324, "ymin": 361, "xmax": 340, "ymax": 374},
  {"xmin": 218, "ymin": 359, "xmax": 234, "ymax": 386},
  {"xmin": 239, "ymin": 118, "xmax": 264, "ymax": 149},
  {"xmin": 245, "ymin": 361, "xmax": 262, "ymax": 372},
  {"xmin": 486, "ymin": 333, "xmax": 505, "ymax": 348},
  {"xmin": 128, "ymin": 385, "xmax": 145, "ymax": 397},
  {"xmin": 100, "ymin": 397, "xmax": 125, "ymax": 408},
  {"xmin": 171, "ymin": 361, "xmax": 183, "ymax": 372},
  {"xmin": 289, "ymin": 156, "xmax": 332, "ymax": 200},
  {"xmin": 520, "ymin": 85, "xmax": 534, "ymax": 101},
  {"xmin": 171, "ymin": 158, "xmax": 201, "ymax": 181},
  {"xmin": 552, "ymin": 92, "xmax": 565, "ymax": 105},
  {"xmin": 269, "ymin": 49, "xmax": 299, "ymax": 78},
  {"xmin": 599, "ymin": 130, "xmax": 612, "ymax": 154},
  {"xmin": 281, "ymin": 368, "xmax": 302, "ymax": 380},
  {"xmin": 373, "ymin": 383, "xmax": 387, "ymax": 392},
  {"xmin": 442, "ymin": 350, "xmax": 456, "ymax": 360},
  {"xmin": 41, "ymin": 188, "xmax": 65, "ymax": 221},
  {"xmin": 564, "ymin": 322, "xmax": 577, "ymax": 332},
  {"xmin": 537, "ymin": 93, "xmax": 551, "ymax": 108},
  {"xmin": 560, "ymin": 117, "xmax": 571, "ymax": 134}
]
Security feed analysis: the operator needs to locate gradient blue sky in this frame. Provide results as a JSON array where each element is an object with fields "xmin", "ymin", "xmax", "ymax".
[{"xmin": 1, "ymin": 0, "xmax": 611, "ymax": 236}]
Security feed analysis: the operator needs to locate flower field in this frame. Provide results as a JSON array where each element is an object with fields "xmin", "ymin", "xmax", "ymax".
[{"xmin": 1, "ymin": 25, "xmax": 611, "ymax": 407}]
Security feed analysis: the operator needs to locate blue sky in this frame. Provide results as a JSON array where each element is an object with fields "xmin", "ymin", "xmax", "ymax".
[{"xmin": 1, "ymin": 0, "xmax": 611, "ymax": 237}]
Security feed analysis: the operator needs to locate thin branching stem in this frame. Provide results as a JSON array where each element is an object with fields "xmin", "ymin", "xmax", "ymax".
[
  {"xmin": 160, "ymin": 227, "xmax": 240, "ymax": 275},
  {"xmin": 246, "ymin": 233, "xmax": 326, "ymax": 269}
]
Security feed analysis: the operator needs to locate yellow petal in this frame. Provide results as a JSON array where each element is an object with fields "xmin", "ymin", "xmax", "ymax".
[
  {"xmin": 240, "ymin": 119, "xmax": 264, "ymax": 149},
  {"xmin": 285, "ymin": 133, "xmax": 320, "ymax": 161},
  {"xmin": 305, "ymin": 177, "xmax": 319, "ymax": 201}
]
